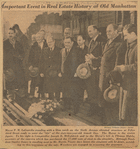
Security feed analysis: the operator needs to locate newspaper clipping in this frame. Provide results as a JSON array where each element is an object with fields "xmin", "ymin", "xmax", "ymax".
[{"xmin": 0, "ymin": 0, "xmax": 139, "ymax": 148}]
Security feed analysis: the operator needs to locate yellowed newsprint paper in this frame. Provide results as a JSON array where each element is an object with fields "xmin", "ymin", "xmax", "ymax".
[{"xmin": 0, "ymin": 0, "xmax": 139, "ymax": 148}]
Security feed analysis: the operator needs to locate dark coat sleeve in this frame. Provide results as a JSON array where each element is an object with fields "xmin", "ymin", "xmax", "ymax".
[
  {"xmin": 124, "ymin": 46, "xmax": 137, "ymax": 73},
  {"xmin": 91, "ymin": 35, "xmax": 106, "ymax": 68},
  {"xmin": 115, "ymin": 41, "xmax": 127, "ymax": 65},
  {"xmin": 16, "ymin": 41, "xmax": 25, "ymax": 60},
  {"xmin": 28, "ymin": 44, "xmax": 35, "ymax": 67},
  {"xmin": 20, "ymin": 34, "xmax": 29, "ymax": 52},
  {"xmin": 52, "ymin": 47, "xmax": 61, "ymax": 73},
  {"xmin": 3, "ymin": 40, "xmax": 9, "ymax": 71},
  {"xmin": 57, "ymin": 48, "xmax": 62, "ymax": 73},
  {"xmin": 70, "ymin": 47, "xmax": 80, "ymax": 76}
]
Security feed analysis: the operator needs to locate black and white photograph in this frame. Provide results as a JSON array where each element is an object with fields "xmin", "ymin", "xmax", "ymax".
[{"xmin": 3, "ymin": 10, "xmax": 137, "ymax": 126}]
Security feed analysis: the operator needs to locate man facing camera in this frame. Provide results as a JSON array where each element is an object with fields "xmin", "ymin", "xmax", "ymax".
[
  {"xmin": 44, "ymin": 36, "xmax": 61, "ymax": 101},
  {"xmin": 28, "ymin": 31, "xmax": 48, "ymax": 98},
  {"xmin": 61, "ymin": 37, "xmax": 83, "ymax": 114}
]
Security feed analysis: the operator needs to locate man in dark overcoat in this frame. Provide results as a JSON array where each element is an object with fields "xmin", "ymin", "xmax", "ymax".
[
  {"xmin": 12, "ymin": 24, "xmax": 30, "ymax": 95},
  {"xmin": 114, "ymin": 24, "xmax": 137, "ymax": 126},
  {"xmin": 85, "ymin": 25, "xmax": 106, "ymax": 116},
  {"xmin": 76, "ymin": 34, "xmax": 88, "ymax": 100},
  {"xmin": 44, "ymin": 36, "xmax": 61, "ymax": 101},
  {"xmin": 61, "ymin": 37, "xmax": 83, "ymax": 114},
  {"xmin": 28, "ymin": 31, "xmax": 48, "ymax": 98},
  {"xmin": 99, "ymin": 24, "xmax": 126, "ymax": 125},
  {"xmin": 3, "ymin": 28, "xmax": 25, "ymax": 98},
  {"xmin": 77, "ymin": 34, "xmax": 88, "ymax": 64}
]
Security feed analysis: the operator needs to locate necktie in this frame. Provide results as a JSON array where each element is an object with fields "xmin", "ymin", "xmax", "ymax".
[
  {"xmin": 67, "ymin": 49, "xmax": 69, "ymax": 55},
  {"xmin": 65, "ymin": 48, "xmax": 68, "ymax": 56},
  {"xmin": 88, "ymin": 39, "xmax": 94, "ymax": 54}
]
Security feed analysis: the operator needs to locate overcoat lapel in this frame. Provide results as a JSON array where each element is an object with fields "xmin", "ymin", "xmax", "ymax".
[{"xmin": 102, "ymin": 37, "xmax": 119, "ymax": 56}]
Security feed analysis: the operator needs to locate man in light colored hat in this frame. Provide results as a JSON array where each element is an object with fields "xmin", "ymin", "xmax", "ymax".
[{"xmin": 28, "ymin": 30, "xmax": 48, "ymax": 98}]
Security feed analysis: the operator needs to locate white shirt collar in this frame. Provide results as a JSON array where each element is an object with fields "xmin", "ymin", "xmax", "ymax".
[
  {"xmin": 108, "ymin": 34, "xmax": 118, "ymax": 45},
  {"xmin": 38, "ymin": 41, "xmax": 44, "ymax": 49},
  {"xmin": 50, "ymin": 46, "xmax": 54, "ymax": 51}
]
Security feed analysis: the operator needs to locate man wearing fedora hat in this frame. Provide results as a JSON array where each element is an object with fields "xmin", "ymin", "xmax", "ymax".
[
  {"xmin": 28, "ymin": 31, "xmax": 48, "ymax": 98},
  {"xmin": 85, "ymin": 25, "xmax": 106, "ymax": 117},
  {"xmin": 3, "ymin": 27, "xmax": 25, "ymax": 99},
  {"xmin": 44, "ymin": 36, "xmax": 61, "ymax": 101}
]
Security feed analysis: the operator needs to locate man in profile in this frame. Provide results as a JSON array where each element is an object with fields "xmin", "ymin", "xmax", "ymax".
[{"xmin": 115, "ymin": 24, "xmax": 137, "ymax": 126}]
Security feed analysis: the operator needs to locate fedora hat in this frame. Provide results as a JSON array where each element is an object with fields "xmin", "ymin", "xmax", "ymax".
[
  {"xmin": 106, "ymin": 70, "xmax": 122, "ymax": 84},
  {"xmin": 4, "ymin": 68, "xmax": 15, "ymax": 82},
  {"xmin": 103, "ymin": 85, "xmax": 120, "ymax": 103},
  {"xmin": 76, "ymin": 63, "xmax": 91, "ymax": 79},
  {"xmin": 29, "ymin": 67, "xmax": 39, "ymax": 77}
]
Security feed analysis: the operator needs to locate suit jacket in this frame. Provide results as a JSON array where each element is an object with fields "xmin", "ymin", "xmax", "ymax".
[
  {"xmin": 17, "ymin": 33, "xmax": 29, "ymax": 53},
  {"xmin": 16, "ymin": 33, "xmax": 30, "ymax": 68},
  {"xmin": 61, "ymin": 44, "xmax": 83, "ymax": 99},
  {"xmin": 43, "ymin": 46, "xmax": 61, "ymax": 92},
  {"xmin": 78, "ymin": 45, "xmax": 88, "ymax": 64},
  {"xmin": 44, "ymin": 46, "xmax": 61, "ymax": 75},
  {"xmin": 61, "ymin": 44, "xmax": 80, "ymax": 81},
  {"xmin": 28, "ymin": 41, "xmax": 48, "ymax": 74},
  {"xmin": 88, "ymin": 34, "xmax": 106, "ymax": 68},
  {"xmin": 99, "ymin": 35, "xmax": 124, "ymax": 92}
]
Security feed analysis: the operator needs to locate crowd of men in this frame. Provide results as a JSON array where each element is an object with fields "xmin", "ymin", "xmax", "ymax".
[{"xmin": 3, "ymin": 23, "xmax": 137, "ymax": 126}]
